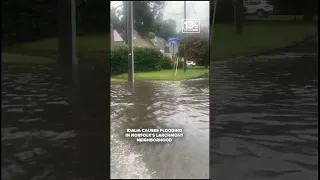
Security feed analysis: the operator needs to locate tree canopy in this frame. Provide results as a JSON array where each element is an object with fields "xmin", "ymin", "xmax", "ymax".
[
  {"xmin": 111, "ymin": 1, "xmax": 177, "ymax": 40},
  {"xmin": 178, "ymin": 29, "xmax": 210, "ymax": 67}
]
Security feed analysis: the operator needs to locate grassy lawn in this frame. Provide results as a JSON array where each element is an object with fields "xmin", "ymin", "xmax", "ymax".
[
  {"xmin": 1, "ymin": 53, "xmax": 56, "ymax": 64},
  {"xmin": 211, "ymin": 21, "xmax": 317, "ymax": 61},
  {"xmin": 4, "ymin": 34, "xmax": 110, "ymax": 53},
  {"xmin": 111, "ymin": 68, "xmax": 209, "ymax": 81},
  {"xmin": 2, "ymin": 19, "xmax": 317, "ymax": 64}
]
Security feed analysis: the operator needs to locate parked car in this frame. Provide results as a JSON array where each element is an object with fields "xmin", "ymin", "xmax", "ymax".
[
  {"xmin": 244, "ymin": 0, "xmax": 274, "ymax": 17},
  {"xmin": 186, "ymin": 61, "xmax": 196, "ymax": 67}
]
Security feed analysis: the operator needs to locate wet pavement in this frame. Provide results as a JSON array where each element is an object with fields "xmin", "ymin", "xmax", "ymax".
[
  {"xmin": 2, "ymin": 66, "xmax": 110, "ymax": 180},
  {"xmin": 1, "ymin": 37, "xmax": 318, "ymax": 180},
  {"xmin": 110, "ymin": 80, "xmax": 209, "ymax": 179},
  {"xmin": 210, "ymin": 38, "xmax": 318, "ymax": 180}
]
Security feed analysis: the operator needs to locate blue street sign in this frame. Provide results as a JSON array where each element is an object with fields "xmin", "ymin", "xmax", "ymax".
[
  {"xmin": 168, "ymin": 37, "xmax": 180, "ymax": 44},
  {"xmin": 170, "ymin": 40, "xmax": 177, "ymax": 44}
]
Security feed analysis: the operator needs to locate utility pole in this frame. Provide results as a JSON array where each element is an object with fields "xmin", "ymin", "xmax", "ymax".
[
  {"xmin": 127, "ymin": 1, "xmax": 134, "ymax": 82},
  {"xmin": 58, "ymin": 0, "xmax": 77, "ymax": 65},
  {"xmin": 183, "ymin": 1, "xmax": 187, "ymax": 73},
  {"xmin": 235, "ymin": 0, "xmax": 244, "ymax": 34},
  {"xmin": 123, "ymin": 2, "xmax": 128, "ymax": 44}
]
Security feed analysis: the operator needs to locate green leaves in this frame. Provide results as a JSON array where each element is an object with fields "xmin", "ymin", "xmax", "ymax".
[
  {"xmin": 178, "ymin": 34, "xmax": 210, "ymax": 67},
  {"xmin": 111, "ymin": 45, "xmax": 172, "ymax": 75}
]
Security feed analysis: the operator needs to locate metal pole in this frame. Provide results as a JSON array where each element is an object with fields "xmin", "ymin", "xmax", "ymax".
[
  {"xmin": 128, "ymin": 1, "xmax": 134, "ymax": 82},
  {"xmin": 58, "ymin": 0, "xmax": 77, "ymax": 65},
  {"xmin": 210, "ymin": 0, "xmax": 218, "ymax": 45},
  {"xmin": 123, "ymin": 2, "xmax": 128, "ymax": 44},
  {"xmin": 173, "ymin": 43, "xmax": 174, "ymax": 57},
  {"xmin": 234, "ymin": 4, "xmax": 236, "ymax": 25},
  {"xmin": 71, "ymin": 0, "xmax": 77, "ymax": 65},
  {"xmin": 183, "ymin": 1, "xmax": 187, "ymax": 73}
]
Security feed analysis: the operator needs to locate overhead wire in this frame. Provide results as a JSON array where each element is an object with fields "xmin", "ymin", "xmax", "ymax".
[
  {"xmin": 189, "ymin": 1, "xmax": 199, "ymax": 19},
  {"xmin": 210, "ymin": 0, "xmax": 218, "ymax": 62}
]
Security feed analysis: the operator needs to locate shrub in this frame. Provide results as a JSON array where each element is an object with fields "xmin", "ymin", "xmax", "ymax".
[
  {"xmin": 111, "ymin": 45, "xmax": 173, "ymax": 75},
  {"xmin": 147, "ymin": 32, "xmax": 156, "ymax": 39}
]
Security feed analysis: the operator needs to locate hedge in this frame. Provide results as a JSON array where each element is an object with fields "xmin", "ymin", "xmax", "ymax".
[{"xmin": 111, "ymin": 45, "xmax": 173, "ymax": 75}]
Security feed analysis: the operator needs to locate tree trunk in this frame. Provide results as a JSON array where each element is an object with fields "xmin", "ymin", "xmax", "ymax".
[
  {"xmin": 303, "ymin": 0, "xmax": 314, "ymax": 21},
  {"xmin": 303, "ymin": 13, "xmax": 314, "ymax": 21},
  {"xmin": 235, "ymin": 0, "xmax": 244, "ymax": 35}
]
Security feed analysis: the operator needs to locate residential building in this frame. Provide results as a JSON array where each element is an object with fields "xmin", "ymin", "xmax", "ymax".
[
  {"xmin": 132, "ymin": 29, "xmax": 155, "ymax": 48},
  {"xmin": 110, "ymin": 24, "xmax": 124, "ymax": 47}
]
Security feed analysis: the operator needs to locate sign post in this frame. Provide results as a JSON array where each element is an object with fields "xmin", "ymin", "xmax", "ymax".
[{"xmin": 168, "ymin": 37, "xmax": 180, "ymax": 78}]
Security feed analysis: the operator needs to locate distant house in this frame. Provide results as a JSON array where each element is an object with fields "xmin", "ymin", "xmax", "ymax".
[
  {"xmin": 111, "ymin": 26, "xmax": 174, "ymax": 53},
  {"xmin": 166, "ymin": 40, "xmax": 180, "ymax": 55},
  {"xmin": 150, "ymin": 36, "xmax": 168, "ymax": 53},
  {"xmin": 149, "ymin": 36, "xmax": 182, "ymax": 55},
  {"xmin": 110, "ymin": 24, "xmax": 124, "ymax": 47},
  {"xmin": 132, "ymin": 29, "xmax": 155, "ymax": 48}
]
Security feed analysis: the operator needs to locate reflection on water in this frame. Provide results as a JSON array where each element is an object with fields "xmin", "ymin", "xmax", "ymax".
[
  {"xmin": 111, "ymin": 80, "xmax": 210, "ymax": 179},
  {"xmin": 2, "ymin": 38, "xmax": 318, "ymax": 180},
  {"xmin": 2, "ymin": 65, "xmax": 110, "ymax": 180},
  {"xmin": 210, "ymin": 40, "xmax": 318, "ymax": 180}
]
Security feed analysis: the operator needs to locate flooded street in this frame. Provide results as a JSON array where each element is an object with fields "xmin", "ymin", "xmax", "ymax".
[
  {"xmin": 2, "ymin": 66, "xmax": 110, "ymax": 180},
  {"xmin": 110, "ymin": 80, "xmax": 209, "ymax": 179},
  {"xmin": 210, "ymin": 39, "xmax": 318, "ymax": 180},
  {"xmin": 1, "ymin": 38, "xmax": 318, "ymax": 179}
]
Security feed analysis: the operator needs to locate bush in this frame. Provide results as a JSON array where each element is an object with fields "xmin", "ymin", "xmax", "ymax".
[
  {"xmin": 111, "ymin": 45, "xmax": 173, "ymax": 75},
  {"xmin": 148, "ymin": 32, "xmax": 156, "ymax": 39}
]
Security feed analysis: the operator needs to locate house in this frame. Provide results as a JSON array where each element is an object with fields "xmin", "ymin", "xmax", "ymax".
[
  {"xmin": 111, "ymin": 25, "xmax": 171, "ymax": 52},
  {"xmin": 132, "ymin": 29, "xmax": 155, "ymax": 48},
  {"xmin": 150, "ymin": 36, "xmax": 168, "ymax": 53},
  {"xmin": 166, "ymin": 40, "xmax": 180, "ymax": 55},
  {"xmin": 110, "ymin": 24, "xmax": 124, "ymax": 47}
]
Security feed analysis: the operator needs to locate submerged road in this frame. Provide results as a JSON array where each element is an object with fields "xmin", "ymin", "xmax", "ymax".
[
  {"xmin": 210, "ymin": 37, "xmax": 318, "ymax": 180},
  {"xmin": 1, "ymin": 36, "xmax": 318, "ymax": 180}
]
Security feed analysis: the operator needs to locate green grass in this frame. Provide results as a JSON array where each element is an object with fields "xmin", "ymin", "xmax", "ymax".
[
  {"xmin": 4, "ymin": 34, "xmax": 110, "ymax": 53},
  {"xmin": 211, "ymin": 21, "xmax": 317, "ymax": 60},
  {"xmin": 1, "ymin": 53, "xmax": 56, "ymax": 64},
  {"xmin": 111, "ymin": 78, "xmax": 128, "ymax": 82},
  {"xmin": 2, "ymin": 19, "xmax": 318, "ymax": 64},
  {"xmin": 2, "ymin": 34, "xmax": 110, "ymax": 65},
  {"xmin": 111, "ymin": 68, "xmax": 209, "ymax": 81}
]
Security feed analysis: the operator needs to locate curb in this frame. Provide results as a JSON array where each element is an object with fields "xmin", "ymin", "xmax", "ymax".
[{"xmin": 187, "ymin": 72, "xmax": 209, "ymax": 80}]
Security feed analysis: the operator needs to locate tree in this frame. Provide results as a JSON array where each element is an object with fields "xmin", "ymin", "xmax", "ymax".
[
  {"xmin": 130, "ymin": 1, "xmax": 166, "ymax": 37},
  {"xmin": 303, "ymin": 0, "xmax": 317, "ymax": 21},
  {"xmin": 153, "ymin": 19, "xmax": 178, "ymax": 40},
  {"xmin": 178, "ymin": 32, "xmax": 210, "ymax": 67},
  {"xmin": 147, "ymin": 32, "xmax": 156, "ymax": 39},
  {"xmin": 210, "ymin": 0, "xmax": 234, "ymax": 23},
  {"xmin": 233, "ymin": 0, "xmax": 244, "ymax": 34},
  {"xmin": 111, "ymin": 7, "xmax": 124, "ymax": 34}
]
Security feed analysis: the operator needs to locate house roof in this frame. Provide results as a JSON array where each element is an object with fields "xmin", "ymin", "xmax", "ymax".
[
  {"xmin": 114, "ymin": 29, "xmax": 123, "ymax": 42},
  {"xmin": 155, "ymin": 36, "xmax": 166, "ymax": 50}
]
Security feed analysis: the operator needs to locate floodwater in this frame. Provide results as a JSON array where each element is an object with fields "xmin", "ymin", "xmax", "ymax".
[
  {"xmin": 1, "ymin": 65, "xmax": 209, "ymax": 179},
  {"xmin": 1, "ymin": 38, "xmax": 318, "ymax": 180},
  {"xmin": 210, "ymin": 39, "xmax": 318, "ymax": 180},
  {"xmin": 1, "ymin": 66, "xmax": 110, "ymax": 180},
  {"xmin": 110, "ymin": 80, "xmax": 210, "ymax": 179}
]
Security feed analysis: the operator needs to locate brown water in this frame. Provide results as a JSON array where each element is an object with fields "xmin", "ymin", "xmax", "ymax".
[
  {"xmin": 1, "ymin": 38, "xmax": 318, "ymax": 180},
  {"xmin": 110, "ymin": 80, "xmax": 210, "ymax": 179},
  {"xmin": 210, "ymin": 39, "xmax": 318, "ymax": 180}
]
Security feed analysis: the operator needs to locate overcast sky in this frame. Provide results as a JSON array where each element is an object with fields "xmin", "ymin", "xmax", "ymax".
[
  {"xmin": 162, "ymin": 1, "xmax": 210, "ymax": 33},
  {"xmin": 110, "ymin": 1, "xmax": 210, "ymax": 33}
]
